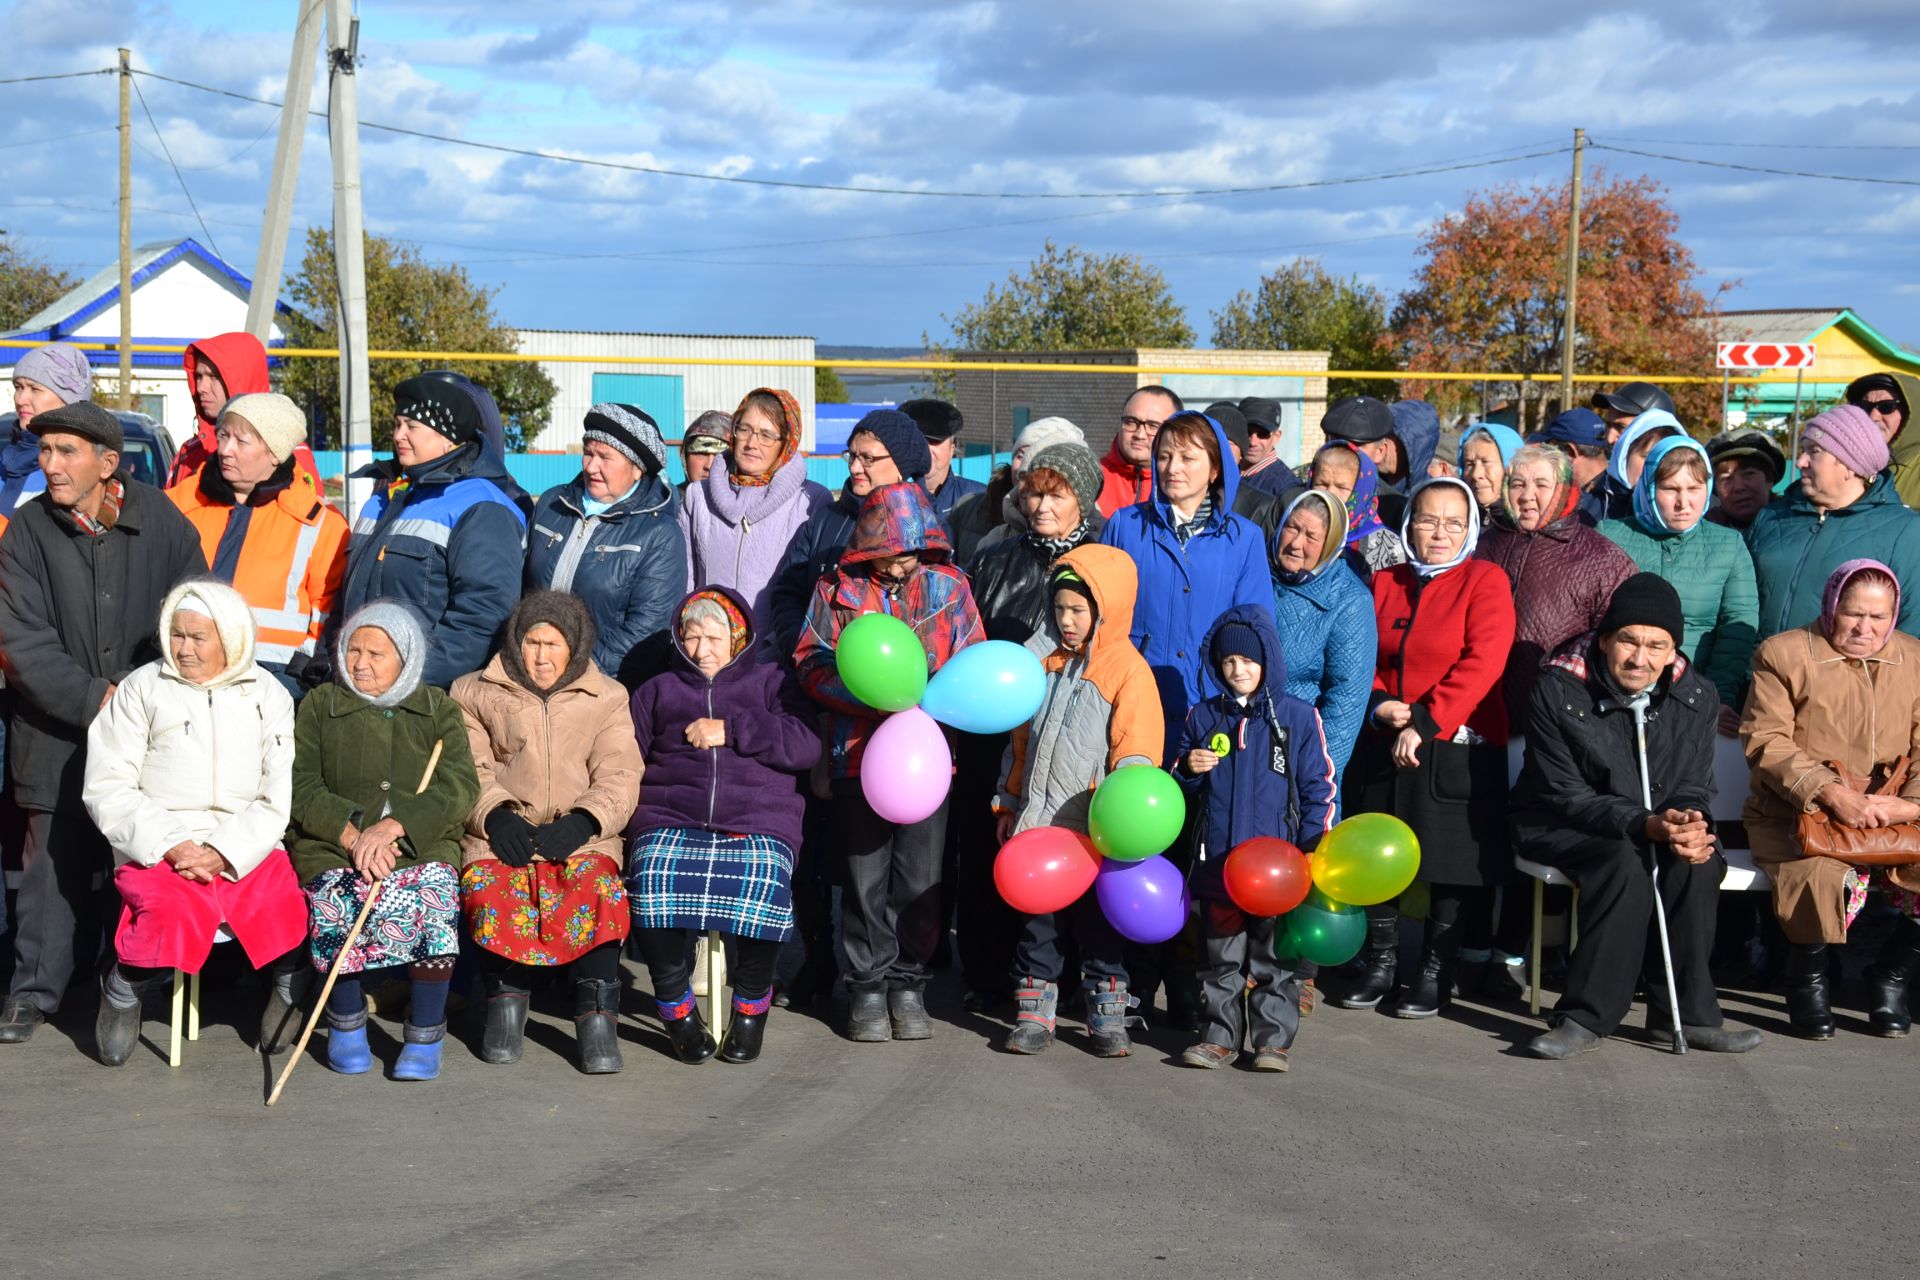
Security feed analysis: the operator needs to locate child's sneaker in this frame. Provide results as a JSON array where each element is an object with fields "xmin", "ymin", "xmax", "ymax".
[
  {"xmin": 1003, "ymin": 977, "xmax": 1057, "ymax": 1054},
  {"xmin": 1180, "ymin": 1042, "xmax": 1237, "ymax": 1069},
  {"xmin": 1085, "ymin": 978, "xmax": 1143, "ymax": 1057},
  {"xmin": 1252, "ymin": 1045, "xmax": 1291, "ymax": 1072}
]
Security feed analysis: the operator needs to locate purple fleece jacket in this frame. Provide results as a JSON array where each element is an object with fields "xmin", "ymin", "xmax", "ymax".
[
  {"xmin": 627, "ymin": 584, "xmax": 823, "ymax": 852},
  {"xmin": 679, "ymin": 456, "xmax": 830, "ymax": 635}
]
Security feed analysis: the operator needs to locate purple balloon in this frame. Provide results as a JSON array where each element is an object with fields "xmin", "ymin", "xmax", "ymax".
[
  {"xmin": 1094, "ymin": 854, "xmax": 1189, "ymax": 944},
  {"xmin": 860, "ymin": 707, "xmax": 953, "ymax": 824}
]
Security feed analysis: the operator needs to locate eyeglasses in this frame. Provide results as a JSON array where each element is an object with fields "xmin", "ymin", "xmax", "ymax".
[
  {"xmin": 1861, "ymin": 398, "xmax": 1904, "ymax": 417},
  {"xmin": 1247, "ymin": 424, "xmax": 1275, "ymax": 438},
  {"xmin": 843, "ymin": 450, "xmax": 892, "ymax": 470},
  {"xmin": 1409, "ymin": 515, "xmax": 1469, "ymax": 535},
  {"xmin": 1119, "ymin": 416, "xmax": 1163, "ymax": 433},
  {"xmin": 733, "ymin": 425, "xmax": 782, "ymax": 445}
]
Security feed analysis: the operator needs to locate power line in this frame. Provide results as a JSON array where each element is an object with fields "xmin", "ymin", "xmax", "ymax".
[
  {"xmin": 0, "ymin": 69, "xmax": 115, "ymax": 86},
  {"xmin": 130, "ymin": 67, "xmax": 1571, "ymax": 201},
  {"xmin": 129, "ymin": 74, "xmax": 221, "ymax": 255},
  {"xmin": 1590, "ymin": 142, "xmax": 1920, "ymax": 186},
  {"xmin": 1600, "ymin": 134, "xmax": 1920, "ymax": 152}
]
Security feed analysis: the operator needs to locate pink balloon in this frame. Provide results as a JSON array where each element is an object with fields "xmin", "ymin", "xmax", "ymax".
[{"xmin": 860, "ymin": 707, "xmax": 953, "ymax": 824}]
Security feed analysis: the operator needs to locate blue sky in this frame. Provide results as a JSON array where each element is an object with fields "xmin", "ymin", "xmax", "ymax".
[{"xmin": 5, "ymin": 1, "xmax": 1917, "ymax": 350}]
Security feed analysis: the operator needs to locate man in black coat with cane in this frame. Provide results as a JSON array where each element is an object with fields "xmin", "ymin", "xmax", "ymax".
[{"xmin": 1510, "ymin": 573, "xmax": 1764, "ymax": 1060}]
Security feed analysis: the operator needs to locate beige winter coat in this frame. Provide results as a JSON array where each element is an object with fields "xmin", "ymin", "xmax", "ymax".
[{"xmin": 451, "ymin": 654, "xmax": 643, "ymax": 867}]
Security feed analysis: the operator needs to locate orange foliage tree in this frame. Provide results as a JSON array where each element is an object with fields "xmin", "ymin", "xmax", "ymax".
[{"xmin": 1388, "ymin": 170, "xmax": 1732, "ymax": 432}]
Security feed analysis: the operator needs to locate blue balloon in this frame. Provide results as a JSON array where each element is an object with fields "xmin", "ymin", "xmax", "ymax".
[
  {"xmin": 1095, "ymin": 855, "xmax": 1189, "ymax": 944},
  {"xmin": 920, "ymin": 640, "xmax": 1046, "ymax": 735}
]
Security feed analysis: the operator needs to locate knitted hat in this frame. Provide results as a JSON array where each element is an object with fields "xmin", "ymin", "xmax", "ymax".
[
  {"xmin": 899, "ymin": 398, "xmax": 963, "ymax": 443},
  {"xmin": 1705, "ymin": 429, "xmax": 1786, "ymax": 487},
  {"xmin": 1024, "ymin": 441, "xmax": 1102, "ymax": 519},
  {"xmin": 849, "ymin": 408, "xmax": 932, "ymax": 480},
  {"xmin": 1010, "ymin": 414, "xmax": 1084, "ymax": 464},
  {"xmin": 500, "ymin": 589, "xmax": 598, "ymax": 698},
  {"xmin": 1205, "ymin": 402, "xmax": 1249, "ymax": 456},
  {"xmin": 336, "ymin": 599, "xmax": 429, "ymax": 709},
  {"xmin": 1323, "ymin": 395, "xmax": 1395, "ymax": 444},
  {"xmin": 13, "ymin": 343, "xmax": 93, "ymax": 406},
  {"xmin": 1533, "ymin": 407, "xmax": 1608, "ymax": 449},
  {"xmin": 1210, "ymin": 620, "xmax": 1262, "ymax": 668},
  {"xmin": 219, "ymin": 393, "xmax": 307, "ymax": 463},
  {"xmin": 1238, "ymin": 397, "xmax": 1280, "ymax": 434},
  {"xmin": 684, "ymin": 410, "xmax": 733, "ymax": 456},
  {"xmin": 1050, "ymin": 566, "xmax": 1096, "ymax": 610},
  {"xmin": 393, "ymin": 373, "xmax": 483, "ymax": 445},
  {"xmin": 582, "ymin": 402, "xmax": 667, "ymax": 473},
  {"xmin": 1802, "ymin": 404, "xmax": 1889, "ymax": 478},
  {"xmin": 1597, "ymin": 572, "xmax": 1685, "ymax": 644},
  {"xmin": 30, "ymin": 401, "xmax": 122, "ymax": 453}
]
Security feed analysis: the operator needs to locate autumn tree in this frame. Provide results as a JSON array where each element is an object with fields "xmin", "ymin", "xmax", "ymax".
[
  {"xmin": 281, "ymin": 228, "xmax": 556, "ymax": 450},
  {"xmin": 924, "ymin": 240, "xmax": 1192, "ymax": 392},
  {"xmin": 1212, "ymin": 258, "xmax": 1395, "ymax": 400},
  {"xmin": 1388, "ymin": 170, "xmax": 1730, "ymax": 431},
  {"xmin": 0, "ymin": 236, "xmax": 76, "ymax": 330}
]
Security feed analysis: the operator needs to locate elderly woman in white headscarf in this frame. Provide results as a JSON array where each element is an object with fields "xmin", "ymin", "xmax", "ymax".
[{"xmin": 82, "ymin": 580, "xmax": 306, "ymax": 1066}]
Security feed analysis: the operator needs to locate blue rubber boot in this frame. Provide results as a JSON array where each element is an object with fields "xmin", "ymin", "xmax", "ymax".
[
  {"xmin": 325, "ymin": 1009, "xmax": 373, "ymax": 1075},
  {"xmin": 391, "ymin": 1022, "xmax": 445, "ymax": 1081}
]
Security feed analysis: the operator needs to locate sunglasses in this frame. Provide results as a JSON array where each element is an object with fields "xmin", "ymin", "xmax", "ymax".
[
  {"xmin": 1861, "ymin": 398, "xmax": 1904, "ymax": 417},
  {"xmin": 1248, "ymin": 424, "xmax": 1275, "ymax": 438}
]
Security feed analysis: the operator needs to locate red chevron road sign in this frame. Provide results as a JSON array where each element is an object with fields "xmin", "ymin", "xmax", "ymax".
[{"xmin": 1716, "ymin": 342, "xmax": 1816, "ymax": 370}]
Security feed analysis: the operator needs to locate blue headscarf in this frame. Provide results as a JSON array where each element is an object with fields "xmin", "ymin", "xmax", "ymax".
[
  {"xmin": 1399, "ymin": 476, "xmax": 1482, "ymax": 579},
  {"xmin": 1457, "ymin": 422, "xmax": 1524, "ymax": 471},
  {"xmin": 1606, "ymin": 409, "xmax": 1685, "ymax": 491},
  {"xmin": 1630, "ymin": 434, "xmax": 1714, "ymax": 535}
]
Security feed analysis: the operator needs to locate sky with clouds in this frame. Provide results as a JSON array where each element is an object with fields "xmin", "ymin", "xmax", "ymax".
[{"xmin": 4, "ymin": 0, "xmax": 1917, "ymax": 351}]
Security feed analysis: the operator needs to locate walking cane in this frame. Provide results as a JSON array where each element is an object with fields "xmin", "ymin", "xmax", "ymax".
[
  {"xmin": 1630, "ymin": 703, "xmax": 1688, "ymax": 1056},
  {"xmin": 268, "ymin": 738, "xmax": 447, "ymax": 1105}
]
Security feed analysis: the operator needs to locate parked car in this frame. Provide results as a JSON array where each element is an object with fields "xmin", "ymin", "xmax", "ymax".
[{"xmin": 0, "ymin": 411, "xmax": 177, "ymax": 490}]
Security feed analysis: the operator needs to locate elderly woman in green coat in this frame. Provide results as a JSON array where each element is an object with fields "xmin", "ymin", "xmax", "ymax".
[
  {"xmin": 1599, "ymin": 435, "xmax": 1758, "ymax": 733},
  {"xmin": 290, "ymin": 600, "xmax": 479, "ymax": 1082}
]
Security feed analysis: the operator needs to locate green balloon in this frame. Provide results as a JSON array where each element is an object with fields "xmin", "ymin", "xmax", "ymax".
[
  {"xmin": 1277, "ymin": 888, "xmax": 1366, "ymax": 966},
  {"xmin": 836, "ymin": 613, "xmax": 928, "ymax": 712},
  {"xmin": 1309, "ymin": 812, "xmax": 1422, "ymax": 907},
  {"xmin": 1088, "ymin": 765, "xmax": 1186, "ymax": 862}
]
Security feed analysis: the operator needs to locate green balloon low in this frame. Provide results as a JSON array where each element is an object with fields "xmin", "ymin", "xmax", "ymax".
[
  {"xmin": 1309, "ymin": 812, "xmax": 1421, "ymax": 907},
  {"xmin": 1087, "ymin": 765, "xmax": 1185, "ymax": 862},
  {"xmin": 1276, "ymin": 888, "xmax": 1366, "ymax": 966},
  {"xmin": 835, "ymin": 613, "xmax": 928, "ymax": 712}
]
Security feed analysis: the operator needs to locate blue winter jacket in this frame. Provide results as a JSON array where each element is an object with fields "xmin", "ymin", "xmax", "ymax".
[
  {"xmin": 343, "ymin": 443, "xmax": 528, "ymax": 688},
  {"xmin": 927, "ymin": 472, "xmax": 986, "ymax": 523},
  {"xmin": 1746, "ymin": 470, "xmax": 1920, "ymax": 639},
  {"xmin": 1390, "ymin": 400, "xmax": 1441, "ymax": 482},
  {"xmin": 528, "ymin": 471, "xmax": 687, "ymax": 687},
  {"xmin": 0, "ymin": 427, "xmax": 45, "ymax": 514},
  {"xmin": 1176, "ymin": 604, "xmax": 1337, "ymax": 903},
  {"xmin": 1270, "ymin": 554, "xmax": 1375, "ymax": 781},
  {"xmin": 1099, "ymin": 414, "xmax": 1271, "ymax": 758}
]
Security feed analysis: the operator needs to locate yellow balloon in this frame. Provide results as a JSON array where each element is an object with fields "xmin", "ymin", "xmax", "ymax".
[{"xmin": 1309, "ymin": 813, "xmax": 1422, "ymax": 906}]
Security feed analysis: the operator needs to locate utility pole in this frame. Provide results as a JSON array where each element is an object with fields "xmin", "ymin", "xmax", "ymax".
[
  {"xmin": 118, "ymin": 48, "xmax": 132, "ymax": 409},
  {"xmin": 327, "ymin": 0, "xmax": 371, "ymax": 518},
  {"xmin": 247, "ymin": 1, "xmax": 324, "ymax": 341},
  {"xmin": 1557, "ymin": 127, "xmax": 1585, "ymax": 415}
]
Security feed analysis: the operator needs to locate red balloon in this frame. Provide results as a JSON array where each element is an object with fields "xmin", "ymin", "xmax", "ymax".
[
  {"xmin": 994, "ymin": 826, "xmax": 1103, "ymax": 915},
  {"xmin": 1222, "ymin": 837, "xmax": 1312, "ymax": 917}
]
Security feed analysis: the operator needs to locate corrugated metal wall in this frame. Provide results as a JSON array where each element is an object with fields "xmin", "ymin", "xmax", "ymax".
[{"xmin": 516, "ymin": 330, "xmax": 817, "ymax": 451}]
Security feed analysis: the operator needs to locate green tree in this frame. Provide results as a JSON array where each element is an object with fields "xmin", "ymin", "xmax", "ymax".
[
  {"xmin": 923, "ymin": 240, "xmax": 1192, "ymax": 392},
  {"xmin": 1211, "ymin": 258, "xmax": 1394, "ymax": 400},
  {"xmin": 815, "ymin": 364, "xmax": 849, "ymax": 404},
  {"xmin": 0, "ymin": 236, "xmax": 77, "ymax": 331},
  {"xmin": 280, "ymin": 228, "xmax": 556, "ymax": 450}
]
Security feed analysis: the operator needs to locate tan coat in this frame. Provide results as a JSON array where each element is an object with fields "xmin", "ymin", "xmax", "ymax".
[
  {"xmin": 451, "ymin": 655, "xmax": 643, "ymax": 868},
  {"xmin": 1741, "ymin": 623, "xmax": 1920, "ymax": 943}
]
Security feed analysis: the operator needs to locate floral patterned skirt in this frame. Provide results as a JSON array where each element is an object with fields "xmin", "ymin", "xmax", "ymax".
[
  {"xmin": 304, "ymin": 862, "xmax": 460, "ymax": 974},
  {"xmin": 460, "ymin": 853, "xmax": 629, "ymax": 965}
]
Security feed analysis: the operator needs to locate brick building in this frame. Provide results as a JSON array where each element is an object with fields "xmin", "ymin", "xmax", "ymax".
[{"xmin": 951, "ymin": 347, "xmax": 1331, "ymax": 467}]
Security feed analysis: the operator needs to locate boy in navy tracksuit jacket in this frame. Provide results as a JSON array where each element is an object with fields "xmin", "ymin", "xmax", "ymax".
[{"xmin": 1175, "ymin": 604, "xmax": 1336, "ymax": 1071}]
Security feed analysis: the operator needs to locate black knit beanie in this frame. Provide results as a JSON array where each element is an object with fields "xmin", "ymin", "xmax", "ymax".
[{"xmin": 1597, "ymin": 573, "xmax": 1684, "ymax": 644}]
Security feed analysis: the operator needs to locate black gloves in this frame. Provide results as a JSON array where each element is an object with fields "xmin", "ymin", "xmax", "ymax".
[
  {"xmin": 534, "ymin": 810, "xmax": 600, "ymax": 862},
  {"xmin": 485, "ymin": 808, "xmax": 539, "ymax": 868}
]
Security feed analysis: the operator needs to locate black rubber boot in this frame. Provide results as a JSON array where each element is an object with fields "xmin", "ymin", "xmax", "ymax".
[
  {"xmin": 1333, "ymin": 909, "xmax": 1399, "ymax": 1009},
  {"xmin": 846, "ymin": 989, "xmax": 890, "ymax": 1042},
  {"xmin": 479, "ymin": 975, "xmax": 531, "ymax": 1065},
  {"xmin": 719, "ymin": 1008, "xmax": 768, "ymax": 1063},
  {"xmin": 663, "ymin": 1006, "xmax": 717, "ymax": 1063},
  {"xmin": 1384, "ymin": 920, "xmax": 1461, "ymax": 1019},
  {"xmin": 573, "ymin": 978, "xmax": 624, "ymax": 1074},
  {"xmin": 258, "ymin": 953, "xmax": 310, "ymax": 1054},
  {"xmin": 888, "ymin": 985, "xmax": 933, "ymax": 1041},
  {"xmin": 1784, "ymin": 942, "xmax": 1835, "ymax": 1040},
  {"xmin": 1867, "ymin": 918, "xmax": 1920, "ymax": 1038},
  {"xmin": 95, "ymin": 972, "xmax": 148, "ymax": 1067}
]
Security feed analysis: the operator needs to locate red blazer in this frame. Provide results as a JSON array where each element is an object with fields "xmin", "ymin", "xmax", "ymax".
[{"xmin": 1368, "ymin": 560, "xmax": 1515, "ymax": 744}]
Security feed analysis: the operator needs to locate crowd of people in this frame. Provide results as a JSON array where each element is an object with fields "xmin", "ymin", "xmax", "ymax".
[{"xmin": 1, "ymin": 331, "xmax": 1917, "ymax": 1078}]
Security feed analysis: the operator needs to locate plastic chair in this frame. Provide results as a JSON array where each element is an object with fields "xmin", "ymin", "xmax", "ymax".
[
  {"xmin": 701, "ymin": 930, "xmax": 728, "ymax": 1029},
  {"xmin": 167, "ymin": 926, "xmax": 233, "ymax": 1067}
]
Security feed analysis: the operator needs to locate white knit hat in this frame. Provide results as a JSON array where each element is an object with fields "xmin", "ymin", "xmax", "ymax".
[{"xmin": 220, "ymin": 393, "xmax": 307, "ymax": 463}]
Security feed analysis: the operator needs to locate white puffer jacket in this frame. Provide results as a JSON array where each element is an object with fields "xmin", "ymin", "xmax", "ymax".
[{"xmin": 83, "ymin": 580, "xmax": 296, "ymax": 879}]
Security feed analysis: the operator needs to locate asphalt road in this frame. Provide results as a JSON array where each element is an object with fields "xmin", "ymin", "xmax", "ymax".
[{"xmin": 0, "ymin": 958, "xmax": 1913, "ymax": 1280}]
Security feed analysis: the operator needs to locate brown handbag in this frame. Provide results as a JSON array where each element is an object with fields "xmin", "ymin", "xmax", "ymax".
[{"xmin": 1796, "ymin": 756, "xmax": 1920, "ymax": 865}]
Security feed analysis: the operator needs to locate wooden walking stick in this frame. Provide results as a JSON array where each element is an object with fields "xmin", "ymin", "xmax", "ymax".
[{"xmin": 268, "ymin": 738, "xmax": 446, "ymax": 1106}]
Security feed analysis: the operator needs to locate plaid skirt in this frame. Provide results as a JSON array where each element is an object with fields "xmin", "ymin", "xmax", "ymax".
[
  {"xmin": 304, "ymin": 862, "xmax": 460, "ymax": 974},
  {"xmin": 626, "ymin": 827, "xmax": 795, "ymax": 941},
  {"xmin": 461, "ymin": 852, "xmax": 629, "ymax": 965}
]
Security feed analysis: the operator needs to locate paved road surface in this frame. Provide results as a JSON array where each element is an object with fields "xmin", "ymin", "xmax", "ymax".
[{"xmin": 0, "ymin": 966, "xmax": 1911, "ymax": 1280}]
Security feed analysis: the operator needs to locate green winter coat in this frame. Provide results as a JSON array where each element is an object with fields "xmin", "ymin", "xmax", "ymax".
[
  {"xmin": 287, "ymin": 681, "xmax": 480, "ymax": 883},
  {"xmin": 1746, "ymin": 471, "xmax": 1920, "ymax": 643},
  {"xmin": 1598, "ymin": 516, "xmax": 1758, "ymax": 708}
]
